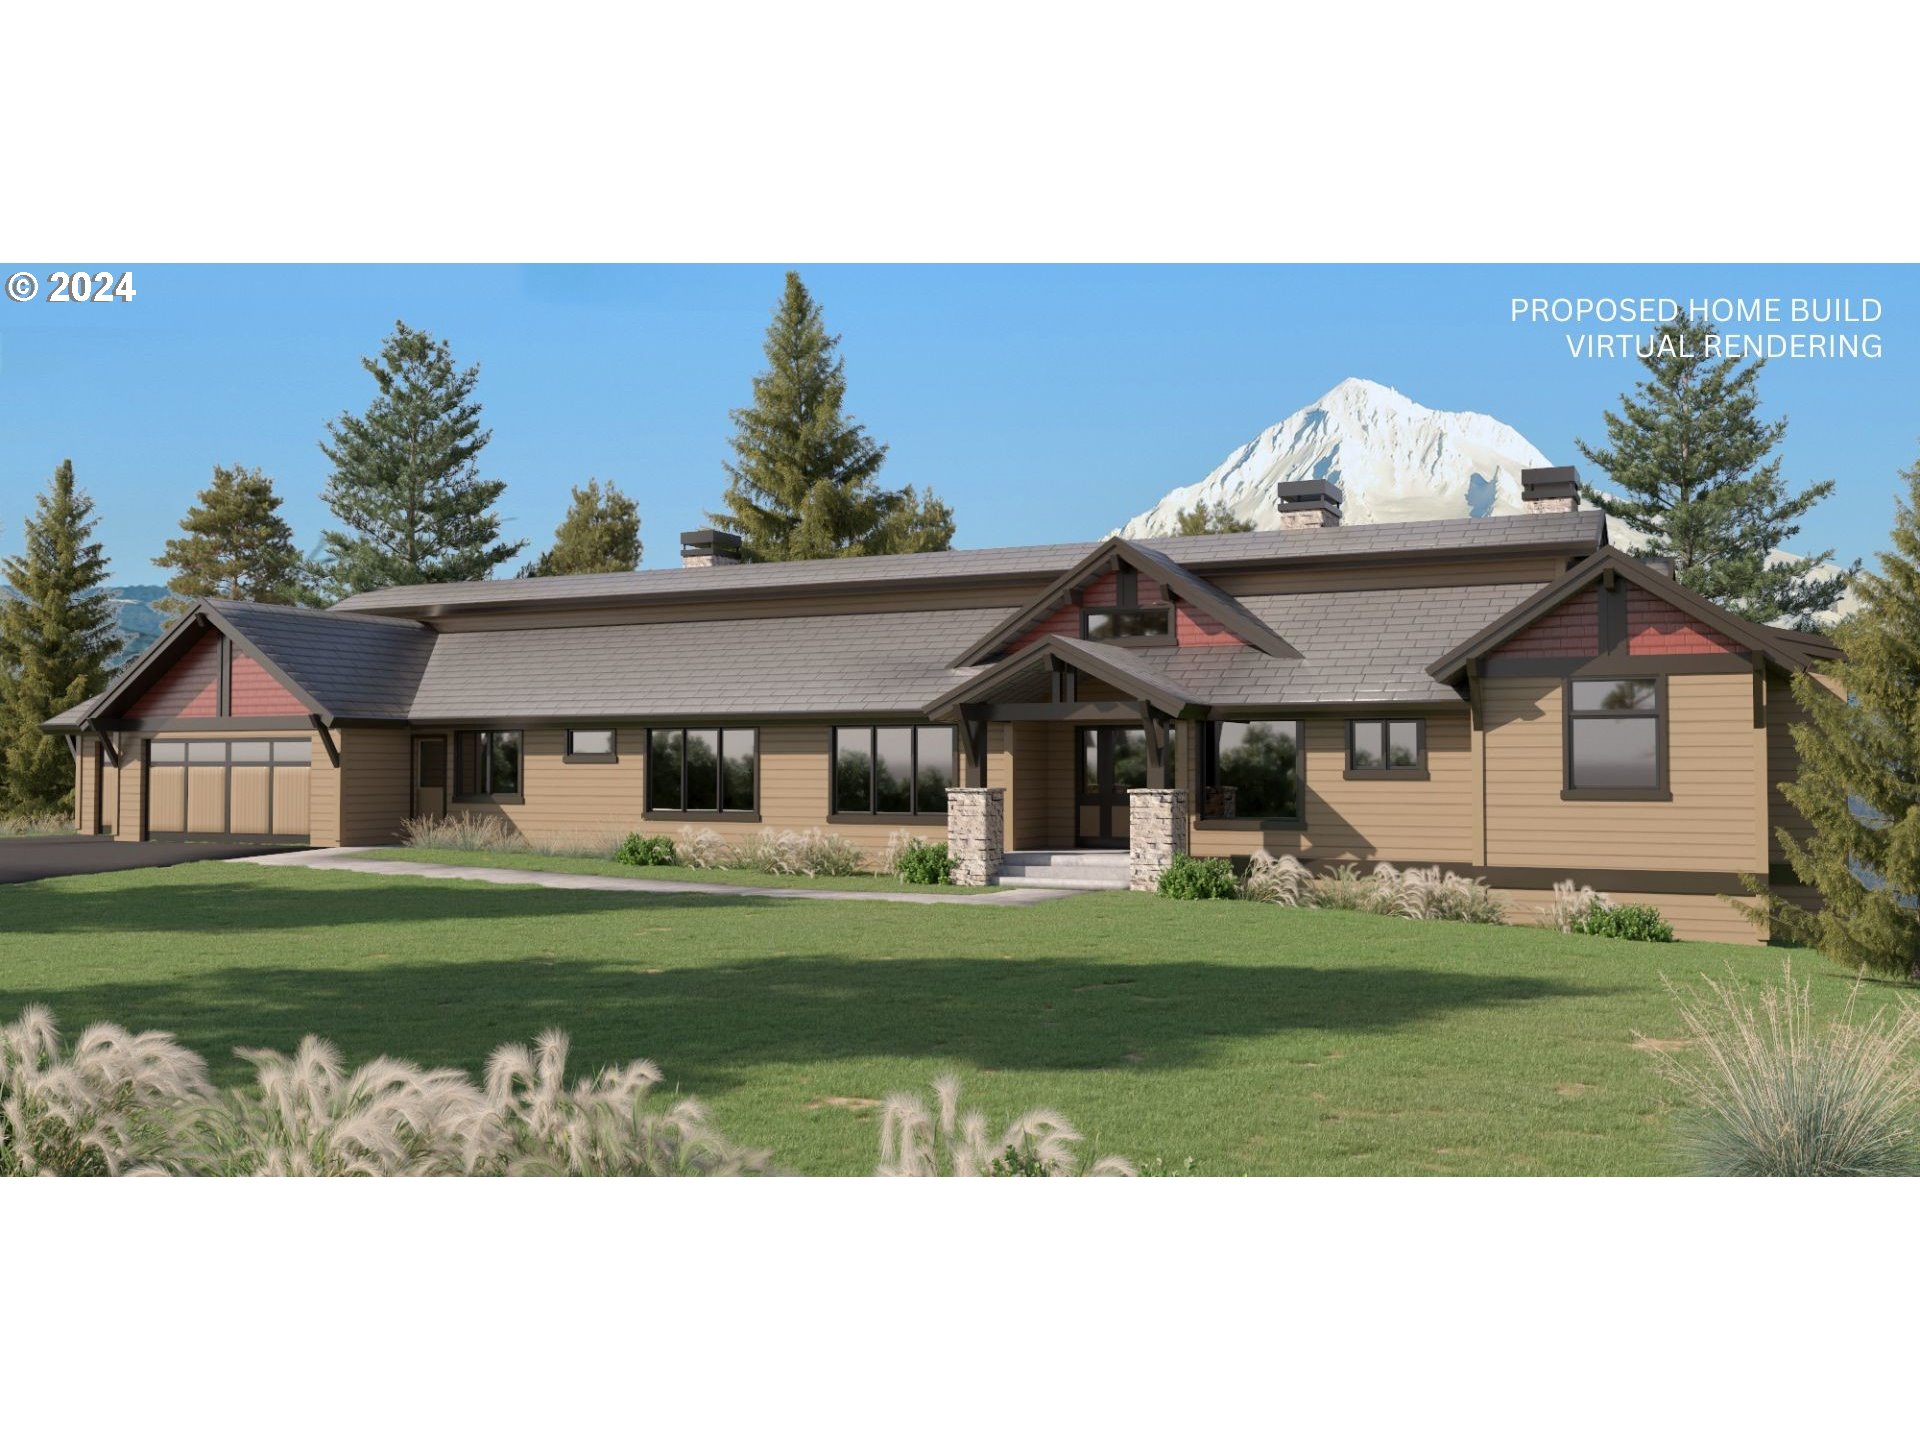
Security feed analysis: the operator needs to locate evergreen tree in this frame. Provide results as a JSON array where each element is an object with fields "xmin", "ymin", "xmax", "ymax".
[
  {"xmin": 1576, "ymin": 311, "xmax": 1854, "ymax": 629},
  {"xmin": 152, "ymin": 463, "xmax": 307, "ymax": 620},
  {"xmin": 710, "ymin": 272, "xmax": 953, "ymax": 560},
  {"xmin": 0, "ymin": 461, "xmax": 119, "ymax": 813},
  {"xmin": 520, "ymin": 479, "xmax": 643, "ymax": 577},
  {"xmin": 316, "ymin": 321, "xmax": 523, "ymax": 596},
  {"xmin": 1770, "ymin": 454, "xmax": 1920, "ymax": 978},
  {"xmin": 1173, "ymin": 500, "xmax": 1254, "ymax": 535}
]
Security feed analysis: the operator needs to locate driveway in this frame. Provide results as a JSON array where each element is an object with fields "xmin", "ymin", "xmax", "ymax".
[{"xmin": 0, "ymin": 834, "xmax": 305, "ymax": 885}]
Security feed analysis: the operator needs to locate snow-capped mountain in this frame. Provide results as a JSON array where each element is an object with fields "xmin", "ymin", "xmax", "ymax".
[
  {"xmin": 1121, "ymin": 377, "xmax": 1858, "ymax": 622},
  {"xmin": 1121, "ymin": 378, "xmax": 1549, "ymax": 534}
]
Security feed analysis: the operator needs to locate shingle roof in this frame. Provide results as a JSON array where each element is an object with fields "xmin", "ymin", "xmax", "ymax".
[
  {"xmin": 331, "ymin": 511, "xmax": 1606, "ymax": 616},
  {"xmin": 42, "ymin": 698, "xmax": 97, "ymax": 731},
  {"xmin": 207, "ymin": 600, "xmax": 437, "ymax": 722}
]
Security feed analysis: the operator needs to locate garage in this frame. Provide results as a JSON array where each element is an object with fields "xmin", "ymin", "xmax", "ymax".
[{"xmin": 146, "ymin": 738, "xmax": 312, "ymax": 841}]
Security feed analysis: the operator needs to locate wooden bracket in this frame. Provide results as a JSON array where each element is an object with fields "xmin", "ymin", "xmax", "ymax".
[{"xmin": 309, "ymin": 714, "xmax": 341, "ymax": 768}]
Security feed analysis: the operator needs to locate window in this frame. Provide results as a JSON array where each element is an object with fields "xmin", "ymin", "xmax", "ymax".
[
  {"xmin": 1206, "ymin": 720, "xmax": 1302, "ymax": 821},
  {"xmin": 1565, "ymin": 678, "xmax": 1665, "ymax": 798},
  {"xmin": 833, "ymin": 726, "xmax": 955, "ymax": 815},
  {"xmin": 566, "ymin": 729, "xmax": 617, "ymax": 762},
  {"xmin": 455, "ymin": 730, "xmax": 522, "ymax": 800},
  {"xmin": 1346, "ymin": 719, "xmax": 1426, "ymax": 778},
  {"xmin": 1083, "ymin": 607, "xmax": 1172, "ymax": 642},
  {"xmin": 648, "ymin": 728, "xmax": 755, "ymax": 813}
]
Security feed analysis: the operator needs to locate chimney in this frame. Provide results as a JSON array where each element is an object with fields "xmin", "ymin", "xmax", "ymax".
[
  {"xmin": 1520, "ymin": 465, "xmax": 1580, "ymax": 514},
  {"xmin": 1639, "ymin": 555, "xmax": 1675, "ymax": 580},
  {"xmin": 1272, "ymin": 478, "xmax": 1343, "ymax": 530},
  {"xmin": 679, "ymin": 529, "xmax": 742, "ymax": 568}
]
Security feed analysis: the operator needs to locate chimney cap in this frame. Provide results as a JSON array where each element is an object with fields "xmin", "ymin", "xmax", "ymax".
[
  {"xmin": 1520, "ymin": 465, "xmax": 1579, "ymax": 501},
  {"xmin": 679, "ymin": 528, "xmax": 742, "ymax": 559},
  {"xmin": 1273, "ymin": 478, "xmax": 1344, "ymax": 510}
]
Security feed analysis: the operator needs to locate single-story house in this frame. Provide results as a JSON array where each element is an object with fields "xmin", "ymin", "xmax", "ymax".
[{"xmin": 45, "ymin": 467, "xmax": 1838, "ymax": 942}]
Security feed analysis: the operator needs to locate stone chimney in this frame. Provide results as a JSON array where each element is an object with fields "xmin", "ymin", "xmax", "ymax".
[
  {"xmin": 1272, "ymin": 478, "xmax": 1343, "ymax": 530},
  {"xmin": 1520, "ymin": 466, "xmax": 1579, "ymax": 514},
  {"xmin": 679, "ymin": 529, "xmax": 742, "ymax": 568}
]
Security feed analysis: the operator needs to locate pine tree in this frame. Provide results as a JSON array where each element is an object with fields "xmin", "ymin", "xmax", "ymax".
[
  {"xmin": 316, "ymin": 321, "xmax": 523, "ymax": 596},
  {"xmin": 1173, "ymin": 500, "xmax": 1254, "ymax": 535},
  {"xmin": 1576, "ymin": 311, "xmax": 1854, "ymax": 629},
  {"xmin": 1770, "ymin": 454, "xmax": 1920, "ymax": 978},
  {"xmin": 520, "ymin": 479, "xmax": 643, "ymax": 577},
  {"xmin": 710, "ymin": 272, "xmax": 953, "ymax": 561},
  {"xmin": 0, "ymin": 461, "xmax": 119, "ymax": 814},
  {"xmin": 152, "ymin": 463, "xmax": 307, "ymax": 620}
]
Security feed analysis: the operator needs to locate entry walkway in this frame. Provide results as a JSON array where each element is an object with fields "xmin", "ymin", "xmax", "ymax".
[{"xmin": 229, "ymin": 848, "xmax": 1076, "ymax": 906}]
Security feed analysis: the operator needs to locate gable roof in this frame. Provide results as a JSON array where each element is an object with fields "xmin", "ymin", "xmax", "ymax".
[
  {"xmin": 1426, "ymin": 546, "xmax": 1836, "ymax": 683},
  {"xmin": 950, "ymin": 536, "xmax": 1299, "ymax": 666},
  {"xmin": 927, "ymin": 634, "xmax": 1207, "ymax": 717}
]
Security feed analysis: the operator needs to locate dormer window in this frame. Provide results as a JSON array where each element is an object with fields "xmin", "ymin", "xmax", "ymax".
[{"xmin": 1083, "ymin": 606, "xmax": 1171, "ymax": 642}]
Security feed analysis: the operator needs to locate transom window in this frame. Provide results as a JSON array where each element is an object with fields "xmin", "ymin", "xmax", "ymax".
[
  {"xmin": 1565, "ymin": 678, "xmax": 1665, "ymax": 798},
  {"xmin": 454, "ymin": 730, "xmax": 522, "ymax": 800},
  {"xmin": 648, "ymin": 728, "xmax": 756, "ymax": 814},
  {"xmin": 566, "ymin": 729, "xmax": 617, "ymax": 761},
  {"xmin": 1205, "ymin": 720, "xmax": 1303, "ymax": 821},
  {"xmin": 1082, "ymin": 607, "xmax": 1171, "ymax": 642},
  {"xmin": 833, "ymin": 726, "xmax": 956, "ymax": 815},
  {"xmin": 1347, "ymin": 719, "xmax": 1426, "ymax": 778}
]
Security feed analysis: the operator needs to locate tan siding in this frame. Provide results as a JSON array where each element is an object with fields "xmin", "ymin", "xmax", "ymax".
[
  {"xmin": 1498, "ymin": 887, "xmax": 1766, "ymax": 946},
  {"xmin": 101, "ymin": 756, "xmax": 118, "ymax": 836},
  {"xmin": 1482, "ymin": 673, "xmax": 1761, "ymax": 872},
  {"xmin": 336, "ymin": 727, "xmax": 412, "ymax": 845},
  {"xmin": 75, "ymin": 738, "xmax": 96, "ymax": 833},
  {"xmin": 310, "ymin": 733, "xmax": 342, "ymax": 846},
  {"xmin": 1188, "ymin": 711, "xmax": 1477, "ymax": 864},
  {"xmin": 1008, "ymin": 722, "xmax": 1074, "ymax": 849},
  {"xmin": 113, "ymin": 746, "xmax": 146, "ymax": 842}
]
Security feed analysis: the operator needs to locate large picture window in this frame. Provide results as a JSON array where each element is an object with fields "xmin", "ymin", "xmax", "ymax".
[
  {"xmin": 1206, "ymin": 720, "xmax": 1303, "ymax": 821},
  {"xmin": 1346, "ymin": 719, "xmax": 1426, "ymax": 779},
  {"xmin": 832, "ymin": 726, "xmax": 955, "ymax": 815},
  {"xmin": 1565, "ymin": 678, "xmax": 1665, "ymax": 797},
  {"xmin": 454, "ymin": 730, "xmax": 521, "ymax": 800},
  {"xmin": 648, "ymin": 727, "xmax": 756, "ymax": 814}
]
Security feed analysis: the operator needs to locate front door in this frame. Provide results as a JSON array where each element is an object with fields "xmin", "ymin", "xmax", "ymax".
[
  {"xmin": 1076, "ymin": 726, "xmax": 1149, "ymax": 848},
  {"xmin": 415, "ymin": 736, "xmax": 448, "ymax": 820}
]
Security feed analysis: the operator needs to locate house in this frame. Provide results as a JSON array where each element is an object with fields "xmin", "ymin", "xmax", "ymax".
[{"xmin": 44, "ymin": 467, "xmax": 1839, "ymax": 943}]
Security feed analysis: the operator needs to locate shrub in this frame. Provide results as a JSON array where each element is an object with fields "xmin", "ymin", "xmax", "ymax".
[
  {"xmin": 675, "ymin": 826, "xmax": 732, "ymax": 869},
  {"xmin": 1392, "ymin": 864, "xmax": 1506, "ymax": 925},
  {"xmin": 1572, "ymin": 901, "xmax": 1674, "ymax": 943},
  {"xmin": 614, "ymin": 833, "xmax": 676, "ymax": 867},
  {"xmin": 1, "ymin": 1006, "xmax": 212, "ymax": 1176},
  {"xmin": 1241, "ymin": 852, "xmax": 1311, "ymax": 905},
  {"xmin": 402, "ymin": 812, "xmax": 523, "ymax": 852},
  {"xmin": 876, "ymin": 1075, "xmax": 1136, "ymax": 1177},
  {"xmin": 0, "ymin": 810, "xmax": 73, "ymax": 838},
  {"xmin": 796, "ymin": 828, "xmax": 865, "ymax": 877},
  {"xmin": 892, "ymin": 838, "xmax": 955, "ymax": 886},
  {"xmin": 1548, "ymin": 880, "xmax": 1610, "ymax": 933},
  {"xmin": 1157, "ymin": 854, "xmax": 1239, "ymax": 900},
  {"xmin": 1312, "ymin": 862, "xmax": 1397, "ymax": 914},
  {"xmin": 1642, "ymin": 961, "xmax": 1920, "ymax": 1176}
]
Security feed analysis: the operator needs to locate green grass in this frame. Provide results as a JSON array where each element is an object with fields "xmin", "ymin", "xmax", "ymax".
[
  {"xmin": 364, "ymin": 846, "xmax": 990, "ymax": 893},
  {"xmin": 1, "ymin": 861, "xmax": 1885, "ymax": 1175}
]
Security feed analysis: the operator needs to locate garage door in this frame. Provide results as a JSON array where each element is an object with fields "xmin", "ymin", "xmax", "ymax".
[{"xmin": 146, "ymin": 739, "xmax": 311, "ymax": 841}]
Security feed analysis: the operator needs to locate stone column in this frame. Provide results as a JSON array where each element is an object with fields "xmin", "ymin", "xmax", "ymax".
[
  {"xmin": 1128, "ymin": 788, "xmax": 1189, "ymax": 892},
  {"xmin": 947, "ymin": 787, "xmax": 1005, "ymax": 886}
]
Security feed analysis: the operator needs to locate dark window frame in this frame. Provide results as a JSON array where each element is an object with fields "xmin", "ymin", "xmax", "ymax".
[
  {"xmin": 1344, "ymin": 718, "xmax": 1429, "ymax": 781},
  {"xmin": 453, "ymin": 729, "xmax": 524, "ymax": 802},
  {"xmin": 1562, "ymin": 675, "xmax": 1670, "ymax": 801},
  {"xmin": 1199, "ymin": 717, "xmax": 1307, "ymax": 827},
  {"xmin": 643, "ymin": 726, "xmax": 759, "ymax": 818},
  {"xmin": 829, "ymin": 724, "xmax": 958, "ymax": 820},
  {"xmin": 564, "ymin": 728, "xmax": 619, "ymax": 764},
  {"xmin": 1080, "ymin": 606, "xmax": 1175, "ymax": 647}
]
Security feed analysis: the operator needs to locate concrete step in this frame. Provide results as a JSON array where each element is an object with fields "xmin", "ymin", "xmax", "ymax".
[
  {"xmin": 999, "ymin": 862, "xmax": 1129, "ymax": 880},
  {"xmin": 1003, "ymin": 850, "xmax": 1130, "ymax": 869},
  {"xmin": 994, "ymin": 872, "xmax": 1129, "ymax": 892}
]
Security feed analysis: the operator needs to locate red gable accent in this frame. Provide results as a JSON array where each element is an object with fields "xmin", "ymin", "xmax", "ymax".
[
  {"xmin": 126, "ymin": 629, "xmax": 221, "ymax": 718},
  {"xmin": 1494, "ymin": 587, "xmax": 1600, "ymax": 658},
  {"xmin": 1004, "ymin": 571, "xmax": 1244, "ymax": 653},
  {"xmin": 1627, "ymin": 587, "xmax": 1746, "ymax": 655},
  {"xmin": 1175, "ymin": 606, "xmax": 1241, "ymax": 646},
  {"xmin": 230, "ymin": 650, "xmax": 305, "ymax": 716}
]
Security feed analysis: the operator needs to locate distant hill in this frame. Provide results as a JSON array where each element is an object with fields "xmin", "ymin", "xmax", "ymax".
[{"xmin": 0, "ymin": 584, "xmax": 171, "ymax": 668}]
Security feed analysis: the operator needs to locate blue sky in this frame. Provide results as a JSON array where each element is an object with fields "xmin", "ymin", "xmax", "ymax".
[{"xmin": 1, "ymin": 264, "xmax": 1912, "ymax": 587}]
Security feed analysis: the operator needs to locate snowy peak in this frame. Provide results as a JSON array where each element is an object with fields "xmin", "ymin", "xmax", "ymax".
[{"xmin": 1120, "ymin": 377, "xmax": 1551, "ymax": 536}]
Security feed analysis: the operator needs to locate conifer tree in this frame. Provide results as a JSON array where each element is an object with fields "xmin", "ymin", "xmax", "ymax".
[
  {"xmin": 1173, "ymin": 500, "xmax": 1255, "ymax": 535},
  {"xmin": 1771, "ymin": 454, "xmax": 1920, "ymax": 978},
  {"xmin": 0, "ymin": 461, "xmax": 119, "ymax": 813},
  {"xmin": 520, "ymin": 479, "xmax": 643, "ymax": 577},
  {"xmin": 1576, "ymin": 311, "xmax": 1853, "ymax": 628},
  {"xmin": 316, "ymin": 321, "xmax": 523, "ymax": 596},
  {"xmin": 711, "ymin": 272, "xmax": 953, "ymax": 560},
  {"xmin": 152, "ymin": 463, "xmax": 307, "ymax": 620}
]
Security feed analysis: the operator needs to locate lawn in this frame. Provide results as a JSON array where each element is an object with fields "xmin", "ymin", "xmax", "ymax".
[
  {"xmin": 360, "ymin": 846, "xmax": 992, "ymax": 893},
  {"xmin": 1, "ymin": 861, "xmax": 1886, "ymax": 1175}
]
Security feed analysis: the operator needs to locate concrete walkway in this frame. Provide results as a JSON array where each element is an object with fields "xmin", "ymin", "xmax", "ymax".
[{"xmin": 229, "ymin": 848, "xmax": 1076, "ymax": 906}]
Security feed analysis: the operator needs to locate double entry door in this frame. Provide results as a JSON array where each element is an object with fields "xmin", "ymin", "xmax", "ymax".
[{"xmin": 1075, "ymin": 725, "xmax": 1150, "ymax": 848}]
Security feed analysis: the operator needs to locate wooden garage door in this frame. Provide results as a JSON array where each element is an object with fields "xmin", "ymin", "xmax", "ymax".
[{"xmin": 146, "ymin": 738, "xmax": 310, "ymax": 840}]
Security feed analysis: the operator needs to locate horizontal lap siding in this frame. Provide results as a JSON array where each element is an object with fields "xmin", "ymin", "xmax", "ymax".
[
  {"xmin": 1484, "ymin": 673, "xmax": 1760, "ymax": 872},
  {"xmin": 1186, "ymin": 712, "xmax": 1476, "ymax": 864},
  {"xmin": 114, "ymin": 751, "xmax": 146, "ymax": 841},
  {"xmin": 337, "ymin": 728, "xmax": 411, "ymax": 845},
  {"xmin": 1497, "ymin": 888, "xmax": 1764, "ymax": 946},
  {"xmin": 101, "ymin": 758, "xmax": 118, "ymax": 836},
  {"xmin": 1009, "ymin": 722, "xmax": 1074, "ymax": 849},
  {"xmin": 75, "ymin": 738, "xmax": 96, "ymax": 832}
]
